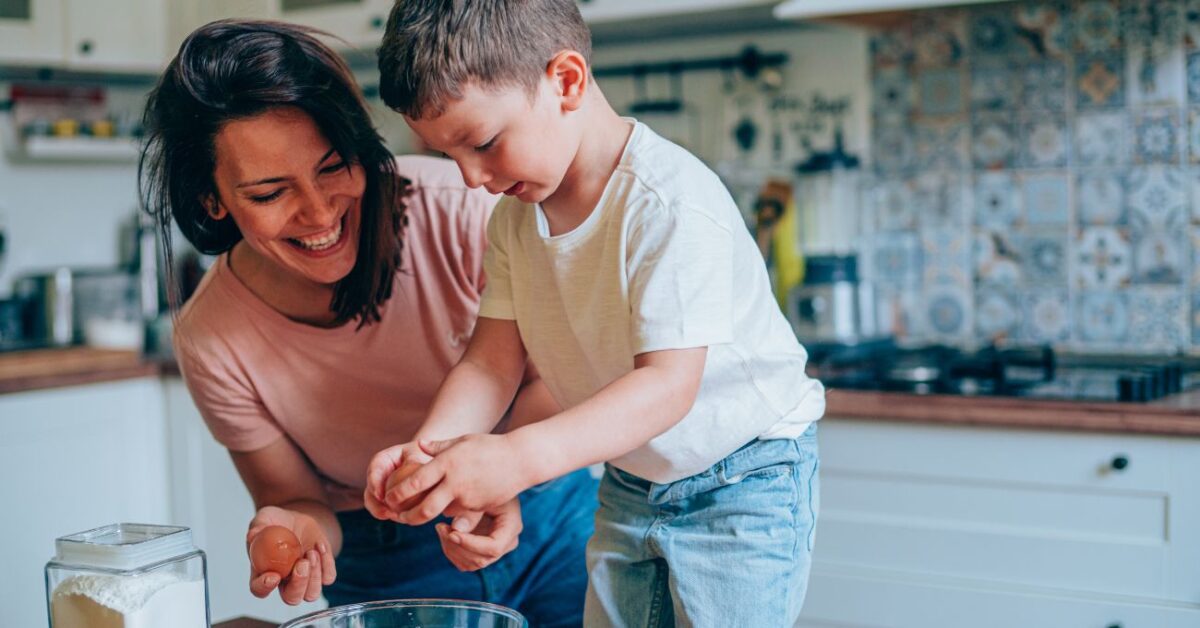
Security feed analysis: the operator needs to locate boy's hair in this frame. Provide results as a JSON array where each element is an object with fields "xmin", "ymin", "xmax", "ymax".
[{"xmin": 378, "ymin": 0, "xmax": 592, "ymax": 119}]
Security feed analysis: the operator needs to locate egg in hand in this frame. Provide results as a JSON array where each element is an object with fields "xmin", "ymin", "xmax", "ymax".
[{"xmin": 249, "ymin": 525, "xmax": 303, "ymax": 575}]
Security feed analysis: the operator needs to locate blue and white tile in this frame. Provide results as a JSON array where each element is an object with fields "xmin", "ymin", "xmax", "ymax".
[
  {"xmin": 1076, "ymin": 170, "xmax": 1127, "ymax": 225},
  {"xmin": 1020, "ymin": 112, "xmax": 1070, "ymax": 168},
  {"xmin": 921, "ymin": 227, "xmax": 971, "ymax": 284},
  {"xmin": 918, "ymin": 68, "xmax": 966, "ymax": 116},
  {"xmin": 1193, "ymin": 290, "xmax": 1200, "ymax": 344},
  {"xmin": 1018, "ymin": 229, "xmax": 1069, "ymax": 285},
  {"xmin": 874, "ymin": 178, "xmax": 917, "ymax": 232},
  {"xmin": 968, "ymin": 6, "xmax": 1016, "ymax": 57},
  {"xmin": 1187, "ymin": 0, "xmax": 1200, "ymax": 50},
  {"xmin": 1020, "ymin": 60, "xmax": 1069, "ymax": 110},
  {"xmin": 1132, "ymin": 107, "xmax": 1182, "ymax": 164},
  {"xmin": 974, "ymin": 230, "xmax": 1023, "ymax": 284},
  {"xmin": 1189, "ymin": 170, "xmax": 1200, "ymax": 222},
  {"xmin": 912, "ymin": 10, "xmax": 967, "ymax": 67},
  {"xmin": 913, "ymin": 172, "xmax": 969, "ymax": 227},
  {"xmin": 973, "ymin": 171, "xmax": 1021, "ymax": 228},
  {"xmin": 1123, "ymin": 0, "xmax": 1184, "ymax": 50},
  {"xmin": 1189, "ymin": 107, "xmax": 1200, "ymax": 162},
  {"xmin": 1075, "ymin": 226, "xmax": 1133, "ymax": 288},
  {"xmin": 1128, "ymin": 286, "xmax": 1189, "ymax": 350},
  {"xmin": 1126, "ymin": 166, "xmax": 1188, "ymax": 232},
  {"xmin": 1074, "ymin": 290, "xmax": 1131, "ymax": 345},
  {"xmin": 1125, "ymin": 45, "xmax": 1186, "ymax": 107},
  {"xmin": 1013, "ymin": 1, "xmax": 1071, "ymax": 58},
  {"xmin": 1021, "ymin": 289, "xmax": 1072, "ymax": 343},
  {"xmin": 872, "ymin": 231, "xmax": 922, "ymax": 287},
  {"xmin": 914, "ymin": 118, "xmax": 969, "ymax": 170},
  {"xmin": 975, "ymin": 286, "xmax": 1022, "ymax": 341},
  {"xmin": 921, "ymin": 282, "xmax": 972, "ymax": 341},
  {"xmin": 873, "ymin": 120, "xmax": 915, "ymax": 176},
  {"xmin": 1073, "ymin": 110, "xmax": 1128, "ymax": 167},
  {"xmin": 1022, "ymin": 172, "xmax": 1070, "ymax": 225},
  {"xmin": 972, "ymin": 111, "xmax": 1017, "ymax": 169},
  {"xmin": 970, "ymin": 61, "xmax": 1017, "ymax": 110},
  {"xmin": 1074, "ymin": 0, "xmax": 1123, "ymax": 52},
  {"xmin": 1132, "ymin": 228, "xmax": 1189, "ymax": 284},
  {"xmin": 1188, "ymin": 51, "xmax": 1200, "ymax": 100},
  {"xmin": 871, "ymin": 28, "xmax": 913, "ymax": 69},
  {"xmin": 873, "ymin": 67, "xmax": 913, "ymax": 117},
  {"xmin": 1074, "ymin": 52, "xmax": 1125, "ymax": 108},
  {"xmin": 1192, "ymin": 226, "xmax": 1200, "ymax": 285}
]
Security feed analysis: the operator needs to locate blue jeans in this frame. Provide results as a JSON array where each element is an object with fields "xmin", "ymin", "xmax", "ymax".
[
  {"xmin": 327, "ymin": 469, "xmax": 599, "ymax": 628},
  {"xmin": 585, "ymin": 424, "xmax": 820, "ymax": 627}
]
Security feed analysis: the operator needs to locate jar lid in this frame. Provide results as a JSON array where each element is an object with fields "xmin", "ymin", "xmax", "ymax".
[{"xmin": 50, "ymin": 523, "xmax": 197, "ymax": 572}]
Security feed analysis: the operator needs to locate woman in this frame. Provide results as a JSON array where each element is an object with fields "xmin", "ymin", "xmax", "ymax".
[{"xmin": 138, "ymin": 20, "xmax": 597, "ymax": 626}]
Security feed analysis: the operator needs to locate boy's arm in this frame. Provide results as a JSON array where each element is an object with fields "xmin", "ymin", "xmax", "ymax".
[
  {"xmin": 396, "ymin": 345, "xmax": 706, "ymax": 523},
  {"xmin": 511, "ymin": 346, "xmax": 707, "ymax": 485},
  {"xmin": 416, "ymin": 316, "xmax": 529, "ymax": 440}
]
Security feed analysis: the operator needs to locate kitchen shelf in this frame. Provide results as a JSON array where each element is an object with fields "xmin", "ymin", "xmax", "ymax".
[{"xmin": 14, "ymin": 135, "xmax": 140, "ymax": 162}]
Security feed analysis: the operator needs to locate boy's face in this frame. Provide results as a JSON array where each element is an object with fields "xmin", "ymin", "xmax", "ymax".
[{"xmin": 405, "ymin": 79, "xmax": 579, "ymax": 205}]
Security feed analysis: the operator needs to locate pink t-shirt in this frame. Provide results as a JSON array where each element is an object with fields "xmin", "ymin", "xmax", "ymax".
[{"xmin": 173, "ymin": 155, "xmax": 496, "ymax": 511}]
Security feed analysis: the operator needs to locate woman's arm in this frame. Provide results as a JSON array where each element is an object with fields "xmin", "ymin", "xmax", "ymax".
[{"xmin": 230, "ymin": 436, "xmax": 340, "ymax": 604}]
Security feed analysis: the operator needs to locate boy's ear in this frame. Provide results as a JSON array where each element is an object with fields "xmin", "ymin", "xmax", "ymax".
[{"xmin": 546, "ymin": 50, "xmax": 589, "ymax": 112}]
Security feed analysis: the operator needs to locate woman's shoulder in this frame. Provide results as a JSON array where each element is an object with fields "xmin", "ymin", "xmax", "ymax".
[{"xmin": 394, "ymin": 154, "xmax": 497, "ymax": 219}]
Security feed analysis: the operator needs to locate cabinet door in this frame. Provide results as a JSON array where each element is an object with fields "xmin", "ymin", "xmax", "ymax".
[
  {"xmin": 0, "ymin": 379, "xmax": 171, "ymax": 628},
  {"xmin": 774, "ymin": 0, "xmax": 1007, "ymax": 20},
  {"xmin": 276, "ymin": 0, "xmax": 391, "ymax": 49},
  {"xmin": 63, "ymin": 0, "xmax": 166, "ymax": 71},
  {"xmin": 800, "ymin": 568, "xmax": 1200, "ymax": 628},
  {"xmin": 813, "ymin": 419, "xmax": 1200, "ymax": 604},
  {"xmin": 578, "ymin": 0, "xmax": 776, "ymax": 23},
  {"xmin": 0, "ymin": 0, "xmax": 64, "ymax": 65}
]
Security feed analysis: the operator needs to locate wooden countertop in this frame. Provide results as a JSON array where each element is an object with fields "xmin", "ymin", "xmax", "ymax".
[
  {"xmin": 214, "ymin": 618, "xmax": 275, "ymax": 628},
  {"xmin": 826, "ymin": 387, "xmax": 1200, "ymax": 436},
  {"xmin": 0, "ymin": 347, "xmax": 161, "ymax": 395}
]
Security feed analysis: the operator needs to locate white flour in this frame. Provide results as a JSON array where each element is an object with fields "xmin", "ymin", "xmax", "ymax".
[{"xmin": 50, "ymin": 571, "xmax": 206, "ymax": 628}]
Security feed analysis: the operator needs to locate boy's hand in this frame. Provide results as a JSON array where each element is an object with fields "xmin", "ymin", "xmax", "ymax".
[
  {"xmin": 246, "ymin": 506, "xmax": 336, "ymax": 605},
  {"xmin": 364, "ymin": 441, "xmax": 432, "ymax": 521},
  {"xmin": 436, "ymin": 498, "xmax": 524, "ymax": 572},
  {"xmin": 392, "ymin": 433, "xmax": 533, "ymax": 525}
]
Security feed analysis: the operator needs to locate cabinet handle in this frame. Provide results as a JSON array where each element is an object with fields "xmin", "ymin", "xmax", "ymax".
[
  {"xmin": 1110, "ymin": 455, "xmax": 1129, "ymax": 471},
  {"xmin": 78, "ymin": 40, "xmax": 94, "ymax": 55},
  {"xmin": 370, "ymin": 15, "xmax": 385, "ymax": 30},
  {"xmin": 1106, "ymin": 623, "xmax": 1123, "ymax": 628}
]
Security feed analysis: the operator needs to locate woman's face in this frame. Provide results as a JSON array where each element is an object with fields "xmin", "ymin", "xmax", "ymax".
[{"xmin": 210, "ymin": 107, "xmax": 366, "ymax": 286}]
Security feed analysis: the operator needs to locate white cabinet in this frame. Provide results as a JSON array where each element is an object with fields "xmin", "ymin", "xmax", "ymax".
[
  {"xmin": 0, "ymin": 0, "xmax": 64, "ymax": 65},
  {"xmin": 0, "ymin": 378, "xmax": 171, "ymax": 628},
  {"xmin": 63, "ymin": 0, "xmax": 167, "ymax": 71},
  {"xmin": 275, "ymin": 0, "xmax": 391, "ymax": 50},
  {"xmin": 774, "ymin": 0, "xmax": 1006, "ymax": 20},
  {"xmin": 799, "ymin": 419, "xmax": 1200, "ymax": 627},
  {"xmin": 0, "ymin": 0, "xmax": 166, "ymax": 71},
  {"xmin": 163, "ymin": 378, "xmax": 324, "ymax": 624},
  {"xmin": 578, "ymin": 0, "xmax": 778, "ymax": 23}
]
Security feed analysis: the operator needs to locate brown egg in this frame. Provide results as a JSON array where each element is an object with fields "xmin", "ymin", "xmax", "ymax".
[
  {"xmin": 385, "ymin": 460, "xmax": 428, "ymax": 512},
  {"xmin": 249, "ymin": 525, "xmax": 303, "ymax": 575}
]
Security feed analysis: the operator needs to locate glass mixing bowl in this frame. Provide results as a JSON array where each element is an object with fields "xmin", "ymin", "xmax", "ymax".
[{"xmin": 279, "ymin": 599, "xmax": 528, "ymax": 628}]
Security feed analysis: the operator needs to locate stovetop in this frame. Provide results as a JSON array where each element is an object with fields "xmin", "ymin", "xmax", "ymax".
[{"xmin": 806, "ymin": 340, "xmax": 1200, "ymax": 403}]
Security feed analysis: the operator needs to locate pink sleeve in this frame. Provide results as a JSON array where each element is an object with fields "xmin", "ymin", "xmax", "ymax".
[{"xmin": 173, "ymin": 332, "xmax": 285, "ymax": 452}]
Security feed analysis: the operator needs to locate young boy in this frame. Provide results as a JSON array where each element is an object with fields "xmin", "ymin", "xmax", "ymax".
[{"xmin": 365, "ymin": 1, "xmax": 825, "ymax": 624}]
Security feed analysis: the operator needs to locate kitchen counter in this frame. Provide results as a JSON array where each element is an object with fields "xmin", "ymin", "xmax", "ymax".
[
  {"xmin": 214, "ymin": 618, "xmax": 275, "ymax": 628},
  {"xmin": 0, "ymin": 347, "xmax": 162, "ymax": 395},
  {"xmin": 826, "ymin": 387, "xmax": 1200, "ymax": 436}
]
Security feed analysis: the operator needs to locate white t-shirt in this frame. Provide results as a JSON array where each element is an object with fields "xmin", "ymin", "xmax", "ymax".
[{"xmin": 479, "ymin": 121, "xmax": 825, "ymax": 484}]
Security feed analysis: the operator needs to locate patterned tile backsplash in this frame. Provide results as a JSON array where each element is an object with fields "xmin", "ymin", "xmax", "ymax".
[{"xmin": 864, "ymin": 0, "xmax": 1200, "ymax": 353}]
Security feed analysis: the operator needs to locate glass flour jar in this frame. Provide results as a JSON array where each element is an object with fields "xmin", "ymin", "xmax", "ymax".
[{"xmin": 45, "ymin": 523, "xmax": 209, "ymax": 628}]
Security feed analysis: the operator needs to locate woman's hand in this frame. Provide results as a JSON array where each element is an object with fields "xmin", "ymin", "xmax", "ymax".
[
  {"xmin": 364, "ymin": 441, "xmax": 433, "ymax": 521},
  {"xmin": 246, "ymin": 506, "xmax": 337, "ymax": 604},
  {"xmin": 436, "ymin": 498, "xmax": 524, "ymax": 572}
]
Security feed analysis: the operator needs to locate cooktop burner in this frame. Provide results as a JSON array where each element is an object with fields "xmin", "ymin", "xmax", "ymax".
[{"xmin": 806, "ymin": 340, "xmax": 1198, "ymax": 403}]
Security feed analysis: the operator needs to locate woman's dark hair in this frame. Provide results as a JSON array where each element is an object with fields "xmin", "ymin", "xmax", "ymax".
[{"xmin": 139, "ymin": 19, "xmax": 403, "ymax": 327}]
